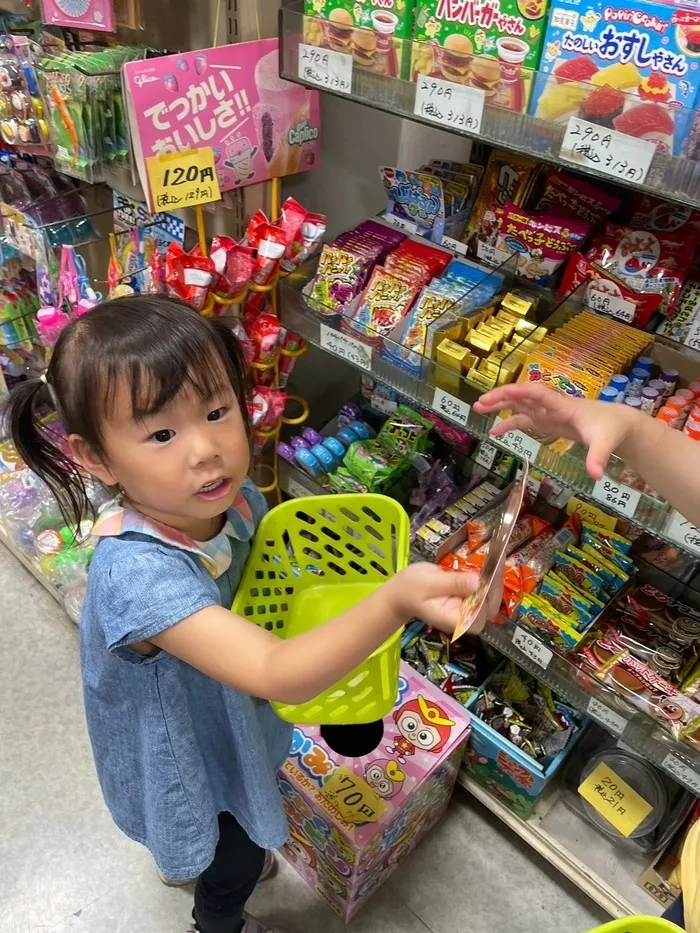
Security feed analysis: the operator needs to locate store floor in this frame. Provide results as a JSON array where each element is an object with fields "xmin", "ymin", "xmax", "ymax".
[{"xmin": 0, "ymin": 545, "xmax": 609, "ymax": 933}]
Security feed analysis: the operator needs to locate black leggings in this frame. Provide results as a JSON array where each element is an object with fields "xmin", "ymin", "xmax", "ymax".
[{"xmin": 194, "ymin": 812, "xmax": 266, "ymax": 933}]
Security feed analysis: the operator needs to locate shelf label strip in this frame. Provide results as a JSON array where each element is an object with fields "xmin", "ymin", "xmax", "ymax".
[
  {"xmin": 298, "ymin": 44, "xmax": 352, "ymax": 94},
  {"xmin": 560, "ymin": 117, "xmax": 655, "ymax": 185},
  {"xmin": 414, "ymin": 75, "xmax": 485, "ymax": 134}
]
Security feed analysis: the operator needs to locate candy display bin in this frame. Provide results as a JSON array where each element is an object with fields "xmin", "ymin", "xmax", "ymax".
[
  {"xmin": 462, "ymin": 666, "xmax": 588, "ymax": 820},
  {"xmin": 278, "ymin": 661, "xmax": 470, "ymax": 921}
]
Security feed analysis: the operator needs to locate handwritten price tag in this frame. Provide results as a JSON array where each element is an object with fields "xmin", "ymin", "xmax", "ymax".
[
  {"xmin": 146, "ymin": 147, "xmax": 221, "ymax": 211},
  {"xmin": 560, "ymin": 117, "xmax": 654, "ymax": 185},
  {"xmin": 662, "ymin": 754, "xmax": 700, "ymax": 794},
  {"xmin": 382, "ymin": 212, "xmax": 418, "ymax": 235},
  {"xmin": 578, "ymin": 762, "xmax": 652, "ymax": 837},
  {"xmin": 513, "ymin": 626, "xmax": 553, "ymax": 670},
  {"xmin": 320, "ymin": 325, "xmax": 372, "ymax": 371},
  {"xmin": 475, "ymin": 441, "xmax": 497, "ymax": 470},
  {"xmin": 587, "ymin": 697, "xmax": 628, "ymax": 737},
  {"xmin": 666, "ymin": 511, "xmax": 700, "ymax": 556},
  {"xmin": 592, "ymin": 476, "xmax": 641, "ymax": 518},
  {"xmin": 441, "ymin": 235, "xmax": 468, "ymax": 256},
  {"xmin": 493, "ymin": 418, "xmax": 541, "ymax": 463},
  {"xmin": 432, "ymin": 388, "xmax": 470, "ymax": 428},
  {"xmin": 476, "ymin": 240, "xmax": 511, "ymax": 267},
  {"xmin": 566, "ymin": 495, "xmax": 618, "ymax": 532},
  {"xmin": 414, "ymin": 75, "xmax": 485, "ymax": 134},
  {"xmin": 322, "ymin": 765, "xmax": 386, "ymax": 824},
  {"xmin": 298, "ymin": 44, "xmax": 352, "ymax": 93},
  {"xmin": 587, "ymin": 286, "xmax": 635, "ymax": 324},
  {"xmin": 526, "ymin": 474, "xmax": 541, "ymax": 499}
]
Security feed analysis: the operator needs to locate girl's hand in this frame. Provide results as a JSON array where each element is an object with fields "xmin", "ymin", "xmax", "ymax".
[
  {"xmin": 474, "ymin": 383, "xmax": 637, "ymax": 481},
  {"xmin": 389, "ymin": 562, "xmax": 502, "ymax": 636}
]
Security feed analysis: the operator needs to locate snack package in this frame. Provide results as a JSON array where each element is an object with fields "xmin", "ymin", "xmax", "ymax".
[
  {"xmin": 248, "ymin": 222, "xmax": 286, "ymax": 287},
  {"xmin": 469, "ymin": 149, "xmax": 538, "ymax": 241},
  {"xmin": 516, "ymin": 593, "xmax": 584, "ymax": 650},
  {"xmin": 165, "ymin": 243, "xmax": 217, "ymax": 312},
  {"xmin": 377, "ymin": 405, "xmax": 433, "ymax": 455},
  {"xmin": 443, "ymin": 513, "xmax": 549, "ymax": 575},
  {"xmin": 309, "ymin": 245, "xmax": 367, "ymax": 312},
  {"xmin": 503, "ymin": 515, "xmax": 580, "ymax": 611},
  {"xmin": 623, "ymin": 194, "xmax": 700, "ymax": 235},
  {"xmin": 281, "ymin": 211, "xmax": 327, "ymax": 273},
  {"xmin": 535, "ymin": 169, "xmax": 621, "ymax": 225},
  {"xmin": 532, "ymin": 0, "xmax": 700, "ymax": 156},
  {"xmin": 349, "ymin": 268, "xmax": 420, "ymax": 342},
  {"xmin": 379, "ymin": 167, "xmax": 447, "ymax": 240}
]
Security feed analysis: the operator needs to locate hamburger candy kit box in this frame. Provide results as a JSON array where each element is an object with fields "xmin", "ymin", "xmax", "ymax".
[
  {"xmin": 278, "ymin": 662, "xmax": 470, "ymax": 921},
  {"xmin": 532, "ymin": 0, "xmax": 700, "ymax": 156},
  {"xmin": 411, "ymin": 0, "xmax": 552, "ymax": 113},
  {"xmin": 303, "ymin": 0, "xmax": 416, "ymax": 78}
]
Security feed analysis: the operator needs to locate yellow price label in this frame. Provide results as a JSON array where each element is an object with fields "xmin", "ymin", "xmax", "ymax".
[
  {"xmin": 578, "ymin": 762, "xmax": 653, "ymax": 837},
  {"xmin": 566, "ymin": 495, "xmax": 617, "ymax": 533},
  {"xmin": 146, "ymin": 147, "xmax": 221, "ymax": 211},
  {"xmin": 322, "ymin": 766, "xmax": 386, "ymax": 825}
]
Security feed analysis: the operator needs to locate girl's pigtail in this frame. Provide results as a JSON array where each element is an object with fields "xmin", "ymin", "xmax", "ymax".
[{"xmin": 8, "ymin": 377, "xmax": 90, "ymax": 529}]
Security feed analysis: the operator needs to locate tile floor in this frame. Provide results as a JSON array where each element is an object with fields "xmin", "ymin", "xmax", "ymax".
[{"xmin": 0, "ymin": 543, "xmax": 608, "ymax": 933}]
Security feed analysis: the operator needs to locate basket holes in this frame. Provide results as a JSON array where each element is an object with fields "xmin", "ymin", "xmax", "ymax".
[
  {"xmin": 264, "ymin": 622, "xmax": 273, "ymax": 631},
  {"xmin": 302, "ymin": 546, "xmax": 323, "ymax": 560},
  {"xmin": 256, "ymin": 606, "xmax": 266, "ymax": 615},
  {"xmin": 347, "ymin": 670, "xmax": 369, "ymax": 688},
  {"xmin": 299, "ymin": 529, "xmax": 319, "ymax": 543},
  {"xmin": 364, "ymin": 524, "xmax": 383, "ymax": 542},
  {"xmin": 265, "ymin": 539, "xmax": 275, "ymax": 547},
  {"xmin": 274, "ymin": 587, "xmax": 283, "ymax": 597},
  {"xmin": 343, "ymin": 524, "xmax": 363, "ymax": 540},
  {"xmin": 362, "ymin": 506, "xmax": 381, "ymax": 523},
  {"xmin": 250, "ymin": 587, "xmax": 259, "ymax": 597},
  {"xmin": 281, "ymin": 602, "xmax": 288, "ymax": 612},
  {"xmin": 262, "ymin": 587, "xmax": 271, "ymax": 597},
  {"xmin": 254, "ymin": 570, "xmax": 264, "ymax": 580},
  {"xmin": 349, "ymin": 560, "xmax": 368, "ymax": 576},
  {"xmin": 327, "ymin": 689, "xmax": 346, "ymax": 701},
  {"xmin": 269, "ymin": 603, "xmax": 278, "ymax": 613},
  {"xmin": 296, "ymin": 510, "xmax": 316, "ymax": 525},
  {"xmin": 340, "ymin": 506, "xmax": 360, "ymax": 522},
  {"xmin": 320, "ymin": 525, "xmax": 341, "ymax": 541},
  {"xmin": 327, "ymin": 561, "xmax": 347, "ymax": 576},
  {"xmin": 391, "ymin": 524, "xmax": 398, "ymax": 570},
  {"xmin": 279, "ymin": 571, "xmax": 288, "ymax": 580},
  {"xmin": 319, "ymin": 508, "xmax": 338, "ymax": 523},
  {"xmin": 370, "ymin": 560, "xmax": 389, "ymax": 577},
  {"xmin": 282, "ymin": 530, "xmax": 295, "ymax": 557},
  {"xmin": 351, "ymin": 686, "xmax": 373, "ymax": 704},
  {"xmin": 276, "ymin": 620, "xmax": 284, "ymax": 630},
  {"xmin": 324, "ymin": 543, "xmax": 344, "ymax": 559},
  {"xmin": 243, "ymin": 606, "xmax": 254, "ymax": 617},
  {"xmin": 368, "ymin": 542, "xmax": 387, "ymax": 560},
  {"xmin": 285, "ymin": 586, "xmax": 294, "ymax": 595},
  {"xmin": 346, "ymin": 542, "xmax": 364, "ymax": 558},
  {"xmin": 267, "ymin": 571, "xmax": 277, "ymax": 580}
]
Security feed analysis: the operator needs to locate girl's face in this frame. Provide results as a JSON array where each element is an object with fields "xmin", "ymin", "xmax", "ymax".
[{"xmin": 70, "ymin": 374, "xmax": 250, "ymax": 540}]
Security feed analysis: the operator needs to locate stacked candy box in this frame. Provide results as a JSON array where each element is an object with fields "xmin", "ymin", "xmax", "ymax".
[
  {"xmin": 412, "ymin": 0, "xmax": 552, "ymax": 113},
  {"xmin": 532, "ymin": 0, "xmax": 700, "ymax": 156},
  {"xmin": 303, "ymin": 0, "xmax": 416, "ymax": 79}
]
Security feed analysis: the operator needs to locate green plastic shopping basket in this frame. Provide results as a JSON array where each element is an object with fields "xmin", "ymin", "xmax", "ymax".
[
  {"xmin": 232, "ymin": 493, "xmax": 410, "ymax": 725},
  {"xmin": 584, "ymin": 918, "xmax": 683, "ymax": 933}
]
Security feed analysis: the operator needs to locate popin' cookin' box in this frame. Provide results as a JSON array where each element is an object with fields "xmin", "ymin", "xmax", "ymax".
[
  {"xmin": 304, "ymin": 0, "xmax": 416, "ymax": 79},
  {"xmin": 412, "ymin": 0, "xmax": 552, "ymax": 113},
  {"xmin": 531, "ymin": 0, "xmax": 700, "ymax": 155}
]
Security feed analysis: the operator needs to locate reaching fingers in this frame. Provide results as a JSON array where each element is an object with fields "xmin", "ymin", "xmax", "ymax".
[
  {"xmin": 474, "ymin": 382, "xmax": 558, "ymax": 414},
  {"xmin": 489, "ymin": 412, "xmax": 536, "ymax": 437},
  {"xmin": 584, "ymin": 430, "xmax": 616, "ymax": 481}
]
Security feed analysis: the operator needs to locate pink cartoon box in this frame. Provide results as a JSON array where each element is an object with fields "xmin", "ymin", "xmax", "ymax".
[{"xmin": 278, "ymin": 662, "xmax": 470, "ymax": 922}]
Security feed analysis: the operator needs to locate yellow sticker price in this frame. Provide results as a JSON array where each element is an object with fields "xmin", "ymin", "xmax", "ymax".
[
  {"xmin": 578, "ymin": 762, "xmax": 652, "ymax": 837},
  {"xmin": 146, "ymin": 147, "xmax": 221, "ymax": 211},
  {"xmin": 322, "ymin": 765, "xmax": 386, "ymax": 825},
  {"xmin": 566, "ymin": 495, "xmax": 617, "ymax": 533}
]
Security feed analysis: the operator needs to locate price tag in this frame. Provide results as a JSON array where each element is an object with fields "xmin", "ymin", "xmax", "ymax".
[
  {"xmin": 432, "ymin": 388, "xmax": 470, "ymax": 428},
  {"xmin": 592, "ymin": 476, "xmax": 641, "ymax": 518},
  {"xmin": 566, "ymin": 495, "xmax": 617, "ymax": 532},
  {"xmin": 320, "ymin": 324, "xmax": 372, "ymax": 372},
  {"xmin": 146, "ymin": 147, "xmax": 221, "ymax": 211},
  {"xmin": 371, "ymin": 394, "xmax": 397, "ymax": 415},
  {"xmin": 414, "ymin": 75, "xmax": 485, "ymax": 134},
  {"xmin": 493, "ymin": 418, "xmax": 541, "ymax": 463},
  {"xmin": 476, "ymin": 240, "xmax": 511, "ymax": 267},
  {"xmin": 560, "ymin": 117, "xmax": 655, "ymax": 185},
  {"xmin": 441, "ymin": 235, "xmax": 468, "ymax": 256},
  {"xmin": 662, "ymin": 754, "xmax": 700, "ymax": 794},
  {"xmin": 512, "ymin": 626, "xmax": 553, "ymax": 670},
  {"xmin": 382, "ymin": 213, "xmax": 418, "ymax": 235},
  {"xmin": 586, "ymin": 698, "xmax": 628, "ymax": 737},
  {"xmin": 578, "ymin": 763, "xmax": 653, "ymax": 836},
  {"xmin": 684, "ymin": 316, "xmax": 700, "ymax": 353},
  {"xmin": 526, "ymin": 474, "xmax": 541, "ymax": 499},
  {"xmin": 475, "ymin": 441, "xmax": 497, "ymax": 470},
  {"xmin": 666, "ymin": 511, "xmax": 700, "ymax": 555},
  {"xmin": 286, "ymin": 477, "xmax": 311, "ymax": 499},
  {"xmin": 587, "ymin": 286, "xmax": 635, "ymax": 324},
  {"xmin": 298, "ymin": 43, "xmax": 352, "ymax": 93},
  {"xmin": 322, "ymin": 765, "xmax": 386, "ymax": 824}
]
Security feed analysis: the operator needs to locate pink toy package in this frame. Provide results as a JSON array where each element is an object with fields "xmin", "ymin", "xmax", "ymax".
[
  {"xmin": 41, "ymin": 0, "xmax": 115, "ymax": 32},
  {"xmin": 123, "ymin": 39, "xmax": 321, "ymax": 212},
  {"xmin": 278, "ymin": 662, "xmax": 470, "ymax": 921}
]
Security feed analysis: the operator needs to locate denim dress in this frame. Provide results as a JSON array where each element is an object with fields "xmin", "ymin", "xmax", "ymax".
[{"xmin": 80, "ymin": 478, "xmax": 293, "ymax": 881}]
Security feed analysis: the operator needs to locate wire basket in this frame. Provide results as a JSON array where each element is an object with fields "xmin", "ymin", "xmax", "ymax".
[{"xmin": 232, "ymin": 494, "xmax": 410, "ymax": 725}]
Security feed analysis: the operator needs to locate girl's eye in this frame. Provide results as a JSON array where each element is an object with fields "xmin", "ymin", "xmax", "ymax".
[
  {"xmin": 150, "ymin": 429, "xmax": 175, "ymax": 444},
  {"xmin": 207, "ymin": 407, "xmax": 228, "ymax": 422}
]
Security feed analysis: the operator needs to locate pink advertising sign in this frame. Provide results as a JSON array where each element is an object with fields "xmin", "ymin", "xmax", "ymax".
[
  {"xmin": 123, "ymin": 39, "xmax": 321, "ymax": 211},
  {"xmin": 41, "ymin": 0, "xmax": 115, "ymax": 32}
]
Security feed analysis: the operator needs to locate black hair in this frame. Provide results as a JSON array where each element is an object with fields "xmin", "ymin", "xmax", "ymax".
[{"xmin": 9, "ymin": 295, "xmax": 251, "ymax": 528}]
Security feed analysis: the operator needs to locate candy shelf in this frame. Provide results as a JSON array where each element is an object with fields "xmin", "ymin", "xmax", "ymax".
[
  {"xmin": 458, "ymin": 772, "xmax": 666, "ymax": 918},
  {"xmin": 277, "ymin": 461, "xmax": 700, "ymax": 796},
  {"xmin": 0, "ymin": 522, "xmax": 64, "ymax": 609},
  {"xmin": 279, "ymin": 269, "xmax": 692, "ymax": 555},
  {"xmin": 280, "ymin": 2, "xmax": 700, "ymax": 209}
]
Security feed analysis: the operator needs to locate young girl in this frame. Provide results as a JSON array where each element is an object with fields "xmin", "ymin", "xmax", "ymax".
[{"xmin": 10, "ymin": 295, "xmax": 484, "ymax": 933}]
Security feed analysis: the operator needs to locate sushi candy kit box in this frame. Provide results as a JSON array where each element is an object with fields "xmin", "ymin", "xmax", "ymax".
[
  {"xmin": 411, "ymin": 0, "xmax": 552, "ymax": 113},
  {"xmin": 532, "ymin": 0, "xmax": 700, "ymax": 155},
  {"xmin": 303, "ymin": 0, "xmax": 416, "ymax": 78}
]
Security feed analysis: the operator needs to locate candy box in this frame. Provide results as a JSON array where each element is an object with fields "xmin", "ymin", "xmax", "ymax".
[
  {"xmin": 304, "ymin": 0, "xmax": 415, "ymax": 79},
  {"xmin": 463, "ymin": 665, "xmax": 586, "ymax": 818},
  {"xmin": 278, "ymin": 662, "xmax": 470, "ymax": 921},
  {"xmin": 412, "ymin": 0, "xmax": 552, "ymax": 113},
  {"xmin": 532, "ymin": 0, "xmax": 700, "ymax": 155}
]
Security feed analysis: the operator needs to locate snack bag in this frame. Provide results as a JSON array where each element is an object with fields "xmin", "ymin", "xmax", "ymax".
[{"xmin": 165, "ymin": 243, "xmax": 217, "ymax": 312}]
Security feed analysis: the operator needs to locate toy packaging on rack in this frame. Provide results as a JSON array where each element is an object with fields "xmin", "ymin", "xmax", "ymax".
[
  {"xmin": 112, "ymin": 190, "xmax": 185, "ymax": 294},
  {"xmin": 41, "ymin": 0, "xmax": 115, "ymax": 33},
  {"xmin": 412, "ymin": 0, "xmax": 551, "ymax": 113},
  {"xmin": 123, "ymin": 39, "xmax": 321, "ymax": 211},
  {"xmin": 279, "ymin": 662, "xmax": 470, "ymax": 921},
  {"xmin": 303, "ymin": 0, "xmax": 416, "ymax": 79},
  {"xmin": 0, "ymin": 35, "xmax": 51, "ymax": 152},
  {"xmin": 532, "ymin": 0, "xmax": 700, "ymax": 155}
]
